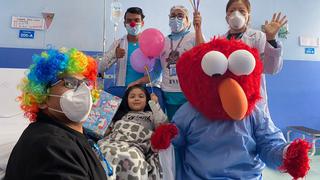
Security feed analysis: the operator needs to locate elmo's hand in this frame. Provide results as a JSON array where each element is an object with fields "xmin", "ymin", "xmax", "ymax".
[
  {"xmin": 151, "ymin": 124, "xmax": 178, "ymax": 150},
  {"xmin": 279, "ymin": 139, "xmax": 311, "ymax": 180}
]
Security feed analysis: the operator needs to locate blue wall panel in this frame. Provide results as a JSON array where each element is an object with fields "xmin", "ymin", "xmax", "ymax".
[
  {"xmin": 266, "ymin": 60, "xmax": 320, "ymax": 130},
  {"xmin": 0, "ymin": 47, "xmax": 100, "ymax": 68}
]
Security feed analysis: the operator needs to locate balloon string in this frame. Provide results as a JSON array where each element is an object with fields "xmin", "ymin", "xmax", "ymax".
[{"xmin": 144, "ymin": 65, "xmax": 154, "ymax": 94}]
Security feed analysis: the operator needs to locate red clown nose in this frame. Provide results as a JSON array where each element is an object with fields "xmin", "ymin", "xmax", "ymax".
[{"xmin": 130, "ymin": 22, "xmax": 136, "ymax": 27}]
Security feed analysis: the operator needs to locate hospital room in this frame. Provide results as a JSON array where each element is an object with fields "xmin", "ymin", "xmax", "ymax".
[{"xmin": 0, "ymin": 0, "xmax": 319, "ymax": 179}]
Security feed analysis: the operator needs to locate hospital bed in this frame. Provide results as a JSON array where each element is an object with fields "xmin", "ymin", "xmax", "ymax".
[
  {"xmin": 287, "ymin": 126, "xmax": 320, "ymax": 156},
  {"xmin": 0, "ymin": 68, "xmax": 29, "ymax": 179}
]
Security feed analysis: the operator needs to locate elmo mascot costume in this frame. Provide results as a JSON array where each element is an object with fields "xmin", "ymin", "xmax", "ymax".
[{"xmin": 151, "ymin": 37, "xmax": 311, "ymax": 180}]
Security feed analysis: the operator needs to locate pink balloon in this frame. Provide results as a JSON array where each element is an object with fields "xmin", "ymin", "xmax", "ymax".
[
  {"xmin": 139, "ymin": 28, "xmax": 165, "ymax": 58},
  {"xmin": 130, "ymin": 48, "xmax": 156, "ymax": 73}
]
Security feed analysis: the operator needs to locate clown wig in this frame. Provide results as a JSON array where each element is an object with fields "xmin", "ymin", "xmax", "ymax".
[{"xmin": 18, "ymin": 48, "xmax": 98, "ymax": 122}]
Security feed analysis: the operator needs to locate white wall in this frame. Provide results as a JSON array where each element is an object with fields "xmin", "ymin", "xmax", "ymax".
[{"xmin": 0, "ymin": 0, "xmax": 104, "ymax": 51}]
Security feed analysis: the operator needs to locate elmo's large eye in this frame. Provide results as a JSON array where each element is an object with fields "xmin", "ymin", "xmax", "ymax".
[
  {"xmin": 228, "ymin": 50, "xmax": 256, "ymax": 76},
  {"xmin": 201, "ymin": 51, "xmax": 228, "ymax": 76}
]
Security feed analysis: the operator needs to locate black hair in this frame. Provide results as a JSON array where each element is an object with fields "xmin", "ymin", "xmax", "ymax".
[
  {"xmin": 112, "ymin": 84, "xmax": 151, "ymax": 122},
  {"xmin": 124, "ymin": 7, "xmax": 145, "ymax": 20}
]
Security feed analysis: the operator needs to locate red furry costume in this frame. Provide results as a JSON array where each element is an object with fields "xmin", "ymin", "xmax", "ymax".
[{"xmin": 151, "ymin": 37, "xmax": 311, "ymax": 180}]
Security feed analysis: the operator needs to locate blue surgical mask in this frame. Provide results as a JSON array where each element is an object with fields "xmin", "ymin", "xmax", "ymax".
[
  {"xmin": 125, "ymin": 23, "xmax": 142, "ymax": 36},
  {"xmin": 169, "ymin": 18, "xmax": 185, "ymax": 33}
]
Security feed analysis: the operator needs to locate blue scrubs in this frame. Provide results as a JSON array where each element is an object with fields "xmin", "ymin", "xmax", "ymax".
[
  {"xmin": 163, "ymin": 92, "xmax": 187, "ymax": 120},
  {"xmin": 172, "ymin": 102, "xmax": 288, "ymax": 180},
  {"xmin": 125, "ymin": 42, "xmax": 144, "ymax": 86}
]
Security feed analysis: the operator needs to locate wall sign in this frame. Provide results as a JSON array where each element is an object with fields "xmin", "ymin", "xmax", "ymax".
[
  {"xmin": 11, "ymin": 16, "xmax": 45, "ymax": 30},
  {"xmin": 299, "ymin": 36, "xmax": 319, "ymax": 47},
  {"xmin": 19, "ymin": 30, "xmax": 35, "ymax": 39},
  {"xmin": 305, "ymin": 48, "xmax": 315, "ymax": 55}
]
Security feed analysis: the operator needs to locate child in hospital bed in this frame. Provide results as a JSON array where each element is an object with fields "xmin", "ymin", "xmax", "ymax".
[{"xmin": 98, "ymin": 84, "xmax": 169, "ymax": 180}]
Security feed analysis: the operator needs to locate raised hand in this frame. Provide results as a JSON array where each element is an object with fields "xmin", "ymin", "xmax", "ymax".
[
  {"xmin": 115, "ymin": 43, "xmax": 125, "ymax": 58},
  {"xmin": 193, "ymin": 11, "xmax": 202, "ymax": 31},
  {"xmin": 150, "ymin": 93, "xmax": 158, "ymax": 103},
  {"xmin": 193, "ymin": 11, "xmax": 205, "ymax": 45},
  {"xmin": 264, "ymin": 12, "xmax": 288, "ymax": 40}
]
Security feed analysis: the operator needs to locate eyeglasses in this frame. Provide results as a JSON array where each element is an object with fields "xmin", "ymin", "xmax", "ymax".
[
  {"xmin": 51, "ymin": 77, "xmax": 91, "ymax": 90},
  {"xmin": 169, "ymin": 13, "xmax": 185, "ymax": 20}
]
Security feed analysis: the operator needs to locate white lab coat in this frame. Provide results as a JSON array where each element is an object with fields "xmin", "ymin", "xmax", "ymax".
[
  {"xmin": 98, "ymin": 35, "xmax": 128, "ymax": 86},
  {"xmin": 159, "ymin": 32, "xmax": 196, "ymax": 92}
]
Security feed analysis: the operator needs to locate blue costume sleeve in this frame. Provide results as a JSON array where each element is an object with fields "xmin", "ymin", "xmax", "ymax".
[
  {"xmin": 150, "ymin": 58, "xmax": 162, "ymax": 83},
  {"xmin": 252, "ymin": 109, "xmax": 289, "ymax": 169},
  {"xmin": 171, "ymin": 115, "xmax": 187, "ymax": 147},
  {"xmin": 171, "ymin": 102, "xmax": 198, "ymax": 147}
]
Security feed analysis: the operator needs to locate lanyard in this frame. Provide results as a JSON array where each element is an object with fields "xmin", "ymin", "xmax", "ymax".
[
  {"xmin": 88, "ymin": 139, "xmax": 113, "ymax": 176},
  {"xmin": 227, "ymin": 32, "xmax": 244, "ymax": 40},
  {"xmin": 170, "ymin": 35, "xmax": 186, "ymax": 52}
]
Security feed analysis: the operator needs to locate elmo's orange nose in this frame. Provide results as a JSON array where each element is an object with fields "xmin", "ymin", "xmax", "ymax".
[{"xmin": 218, "ymin": 78, "xmax": 248, "ymax": 120}]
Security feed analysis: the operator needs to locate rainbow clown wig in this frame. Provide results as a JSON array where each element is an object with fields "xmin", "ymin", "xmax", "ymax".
[{"xmin": 18, "ymin": 48, "xmax": 98, "ymax": 122}]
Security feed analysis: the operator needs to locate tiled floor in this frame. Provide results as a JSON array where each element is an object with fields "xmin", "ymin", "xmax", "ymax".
[{"xmin": 263, "ymin": 155, "xmax": 320, "ymax": 180}]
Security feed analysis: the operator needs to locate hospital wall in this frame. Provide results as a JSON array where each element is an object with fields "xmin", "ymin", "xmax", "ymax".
[{"xmin": 0, "ymin": 0, "xmax": 319, "ymax": 142}]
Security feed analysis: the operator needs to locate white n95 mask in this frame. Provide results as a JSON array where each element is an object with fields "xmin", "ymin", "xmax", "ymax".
[
  {"xmin": 49, "ymin": 83, "xmax": 93, "ymax": 123},
  {"xmin": 228, "ymin": 11, "xmax": 246, "ymax": 30}
]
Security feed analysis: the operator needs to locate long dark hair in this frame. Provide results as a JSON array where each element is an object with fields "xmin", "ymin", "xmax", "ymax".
[{"xmin": 112, "ymin": 84, "xmax": 151, "ymax": 122}]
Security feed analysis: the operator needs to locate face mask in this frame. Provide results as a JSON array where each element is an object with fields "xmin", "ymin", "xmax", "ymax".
[
  {"xmin": 169, "ymin": 18, "xmax": 185, "ymax": 33},
  {"xmin": 125, "ymin": 23, "xmax": 142, "ymax": 36},
  {"xmin": 48, "ymin": 83, "xmax": 93, "ymax": 123},
  {"xmin": 228, "ymin": 11, "xmax": 246, "ymax": 30}
]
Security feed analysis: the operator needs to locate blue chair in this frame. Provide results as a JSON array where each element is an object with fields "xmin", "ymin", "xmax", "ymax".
[{"xmin": 105, "ymin": 86, "xmax": 166, "ymax": 112}]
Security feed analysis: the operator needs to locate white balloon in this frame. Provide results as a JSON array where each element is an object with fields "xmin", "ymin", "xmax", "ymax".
[
  {"xmin": 228, "ymin": 50, "xmax": 256, "ymax": 76},
  {"xmin": 201, "ymin": 51, "xmax": 228, "ymax": 76}
]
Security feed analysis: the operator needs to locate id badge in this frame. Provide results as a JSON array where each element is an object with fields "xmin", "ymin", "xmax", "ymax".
[
  {"xmin": 166, "ymin": 50, "xmax": 180, "ymax": 68},
  {"xmin": 169, "ymin": 64, "xmax": 177, "ymax": 76}
]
